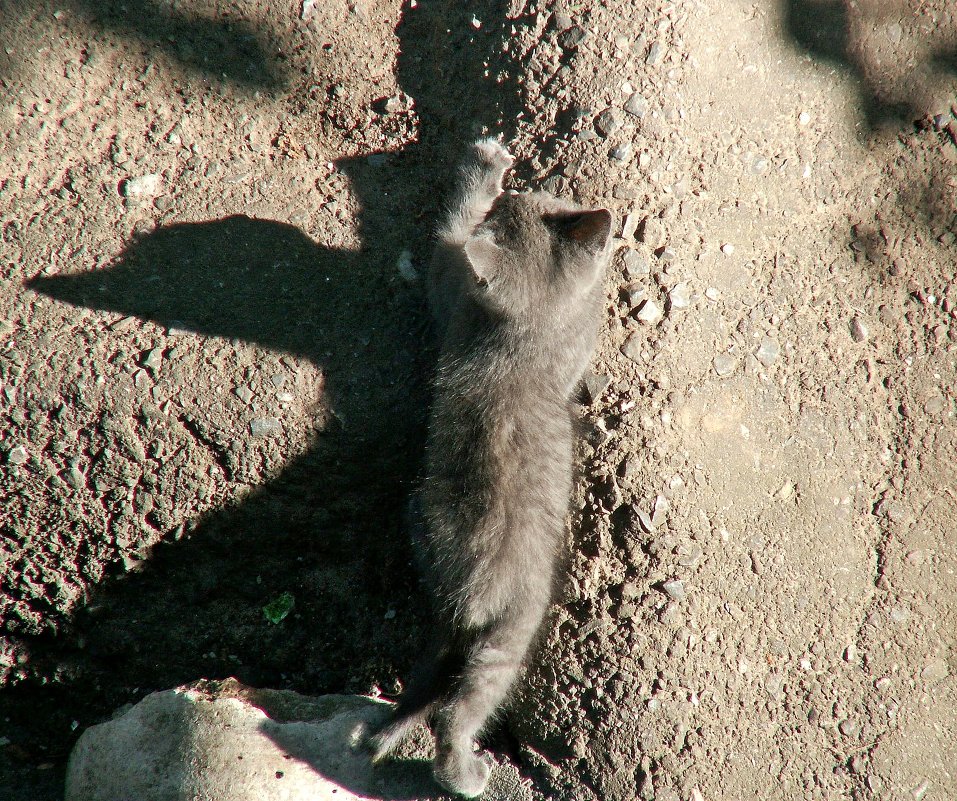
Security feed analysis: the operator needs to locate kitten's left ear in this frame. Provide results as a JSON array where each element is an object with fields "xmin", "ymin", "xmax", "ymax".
[
  {"xmin": 463, "ymin": 234, "xmax": 500, "ymax": 286},
  {"xmin": 552, "ymin": 209, "xmax": 613, "ymax": 252}
]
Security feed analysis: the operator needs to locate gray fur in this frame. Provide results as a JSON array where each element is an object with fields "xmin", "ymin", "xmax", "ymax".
[{"xmin": 370, "ymin": 139, "xmax": 611, "ymax": 798}]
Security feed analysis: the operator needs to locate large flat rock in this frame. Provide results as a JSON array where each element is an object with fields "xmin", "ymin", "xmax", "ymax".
[{"xmin": 65, "ymin": 678, "xmax": 533, "ymax": 801}]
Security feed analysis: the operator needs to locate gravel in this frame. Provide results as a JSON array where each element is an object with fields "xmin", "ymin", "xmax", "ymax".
[{"xmin": 712, "ymin": 354, "xmax": 736, "ymax": 376}]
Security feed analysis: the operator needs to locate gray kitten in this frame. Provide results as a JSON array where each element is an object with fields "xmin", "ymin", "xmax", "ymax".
[{"xmin": 370, "ymin": 139, "xmax": 612, "ymax": 797}]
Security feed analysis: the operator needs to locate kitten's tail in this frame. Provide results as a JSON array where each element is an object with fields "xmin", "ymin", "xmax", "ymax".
[{"xmin": 367, "ymin": 645, "xmax": 461, "ymax": 762}]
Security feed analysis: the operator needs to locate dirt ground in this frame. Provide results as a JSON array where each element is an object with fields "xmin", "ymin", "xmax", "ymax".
[{"xmin": 0, "ymin": 0, "xmax": 954, "ymax": 799}]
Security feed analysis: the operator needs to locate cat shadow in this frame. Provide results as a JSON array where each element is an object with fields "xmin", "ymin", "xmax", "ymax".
[
  {"xmin": 16, "ymin": 1, "xmax": 536, "ymax": 797},
  {"xmin": 22, "ymin": 196, "xmax": 434, "ymax": 747}
]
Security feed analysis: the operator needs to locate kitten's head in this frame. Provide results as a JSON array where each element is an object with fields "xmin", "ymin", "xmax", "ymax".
[{"xmin": 462, "ymin": 192, "xmax": 612, "ymax": 321}]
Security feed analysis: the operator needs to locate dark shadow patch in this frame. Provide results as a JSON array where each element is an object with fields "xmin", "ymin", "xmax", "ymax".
[{"xmin": 0, "ymin": 0, "xmax": 287, "ymax": 93}]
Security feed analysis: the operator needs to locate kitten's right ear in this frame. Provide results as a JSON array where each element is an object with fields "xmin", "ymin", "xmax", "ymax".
[
  {"xmin": 551, "ymin": 209, "xmax": 613, "ymax": 252},
  {"xmin": 463, "ymin": 235, "xmax": 500, "ymax": 286}
]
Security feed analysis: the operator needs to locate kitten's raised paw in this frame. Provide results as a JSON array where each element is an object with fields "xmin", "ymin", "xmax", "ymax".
[
  {"xmin": 472, "ymin": 137, "xmax": 514, "ymax": 171},
  {"xmin": 434, "ymin": 748, "xmax": 492, "ymax": 798}
]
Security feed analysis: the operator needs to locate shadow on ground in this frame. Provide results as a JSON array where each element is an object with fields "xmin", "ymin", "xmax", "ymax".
[
  {"xmin": 783, "ymin": 0, "xmax": 957, "ymax": 130},
  {"xmin": 4, "ymin": 1, "xmax": 535, "ymax": 800},
  {"xmin": 0, "ymin": 0, "xmax": 286, "ymax": 94}
]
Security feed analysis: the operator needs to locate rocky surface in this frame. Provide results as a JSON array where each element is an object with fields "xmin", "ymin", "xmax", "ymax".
[
  {"xmin": 0, "ymin": 1, "xmax": 954, "ymax": 800},
  {"xmin": 65, "ymin": 677, "xmax": 531, "ymax": 801}
]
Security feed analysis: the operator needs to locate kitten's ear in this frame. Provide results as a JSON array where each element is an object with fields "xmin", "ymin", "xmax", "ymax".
[
  {"xmin": 551, "ymin": 209, "xmax": 613, "ymax": 252},
  {"xmin": 463, "ymin": 234, "xmax": 500, "ymax": 286}
]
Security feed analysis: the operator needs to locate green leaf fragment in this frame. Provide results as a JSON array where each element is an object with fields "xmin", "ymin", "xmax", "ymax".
[{"xmin": 263, "ymin": 591, "xmax": 295, "ymax": 624}]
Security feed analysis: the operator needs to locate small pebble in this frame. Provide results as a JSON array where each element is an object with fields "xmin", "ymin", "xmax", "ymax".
[
  {"xmin": 635, "ymin": 508, "xmax": 655, "ymax": 533},
  {"xmin": 755, "ymin": 337, "xmax": 780, "ymax": 366},
  {"xmin": 635, "ymin": 299, "xmax": 663, "ymax": 325},
  {"xmin": 651, "ymin": 494, "xmax": 670, "ymax": 526},
  {"xmin": 8, "ymin": 446, "xmax": 28, "ymax": 465},
  {"xmin": 559, "ymin": 25, "xmax": 587, "ymax": 49},
  {"xmin": 250, "ymin": 417, "xmax": 282, "ymax": 438},
  {"xmin": 583, "ymin": 373, "xmax": 611, "ymax": 404},
  {"xmin": 704, "ymin": 287, "xmax": 721, "ymax": 301},
  {"xmin": 646, "ymin": 41, "xmax": 665, "ymax": 65},
  {"xmin": 624, "ymin": 93, "xmax": 648, "ymax": 118},
  {"xmin": 64, "ymin": 467, "xmax": 85, "ymax": 490},
  {"xmin": 849, "ymin": 317, "xmax": 868, "ymax": 342},
  {"xmin": 594, "ymin": 108, "xmax": 622, "ymax": 137},
  {"xmin": 397, "ymin": 249, "xmax": 417, "ymax": 282},
  {"xmin": 921, "ymin": 658, "xmax": 949, "ymax": 683},
  {"xmin": 142, "ymin": 348, "xmax": 163, "ymax": 371},
  {"xmin": 925, "ymin": 396, "xmax": 945, "ymax": 414},
  {"xmin": 839, "ymin": 718, "xmax": 860, "ymax": 737},
  {"xmin": 668, "ymin": 283, "xmax": 691, "ymax": 309},
  {"xmin": 720, "ymin": 243, "xmax": 734, "ymax": 255},
  {"xmin": 122, "ymin": 173, "xmax": 162, "ymax": 198},
  {"xmin": 622, "ymin": 249, "xmax": 649, "ymax": 277},
  {"xmin": 620, "ymin": 332, "xmax": 644, "ymax": 362},
  {"xmin": 798, "ymin": 111, "xmax": 811, "ymax": 125},
  {"xmin": 234, "ymin": 385, "xmax": 254, "ymax": 403},
  {"xmin": 610, "ymin": 142, "xmax": 632, "ymax": 162},
  {"xmin": 712, "ymin": 354, "xmax": 736, "ymax": 376},
  {"xmin": 623, "ymin": 285, "xmax": 647, "ymax": 309},
  {"xmin": 621, "ymin": 212, "xmax": 639, "ymax": 239},
  {"xmin": 661, "ymin": 579, "xmax": 685, "ymax": 600}
]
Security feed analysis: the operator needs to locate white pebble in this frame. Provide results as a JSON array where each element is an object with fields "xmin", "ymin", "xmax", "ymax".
[
  {"xmin": 397, "ymin": 250, "xmax": 417, "ymax": 282},
  {"xmin": 635, "ymin": 299, "xmax": 663, "ymax": 325}
]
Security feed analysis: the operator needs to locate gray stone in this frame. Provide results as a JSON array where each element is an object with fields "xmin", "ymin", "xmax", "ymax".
[
  {"xmin": 661, "ymin": 579, "xmax": 686, "ymax": 600},
  {"xmin": 635, "ymin": 299, "xmax": 663, "ymax": 325},
  {"xmin": 623, "ymin": 284, "xmax": 647, "ymax": 309},
  {"xmin": 624, "ymin": 93, "xmax": 648, "ymax": 118},
  {"xmin": 646, "ymin": 41, "xmax": 666, "ymax": 65},
  {"xmin": 142, "ymin": 348, "xmax": 164, "ymax": 371},
  {"xmin": 65, "ymin": 467, "xmax": 86, "ymax": 490},
  {"xmin": 668, "ymin": 283, "xmax": 691, "ymax": 309},
  {"xmin": 122, "ymin": 174, "xmax": 162, "ymax": 198},
  {"xmin": 7, "ymin": 445, "xmax": 28, "ymax": 465},
  {"xmin": 622, "ymin": 249, "xmax": 650, "ymax": 277},
  {"xmin": 651, "ymin": 494, "xmax": 670, "ymax": 526},
  {"xmin": 250, "ymin": 417, "xmax": 282, "ymax": 438},
  {"xmin": 755, "ymin": 337, "xmax": 780, "ymax": 366},
  {"xmin": 849, "ymin": 317, "xmax": 869, "ymax": 342},
  {"xmin": 559, "ymin": 26, "xmax": 587, "ymax": 49},
  {"xmin": 66, "ymin": 678, "xmax": 530, "ymax": 801},
  {"xmin": 594, "ymin": 108, "xmax": 622, "ymax": 137},
  {"xmin": 713, "ymin": 354, "xmax": 736, "ymax": 376},
  {"xmin": 583, "ymin": 372, "xmax": 612, "ymax": 404},
  {"xmin": 609, "ymin": 142, "xmax": 632, "ymax": 162},
  {"xmin": 621, "ymin": 332, "xmax": 644, "ymax": 362}
]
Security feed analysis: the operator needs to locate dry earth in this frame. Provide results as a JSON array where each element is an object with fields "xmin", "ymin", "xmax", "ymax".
[{"xmin": 0, "ymin": 1, "xmax": 955, "ymax": 799}]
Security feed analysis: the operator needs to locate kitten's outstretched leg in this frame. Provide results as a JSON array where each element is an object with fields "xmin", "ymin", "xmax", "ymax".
[
  {"xmin": 432, "ymin": 605, "xmax": 544, "ymax": 798},
  {"xmin": 439, "ymin": 138, "xmax": 514, "ymax": 246}
]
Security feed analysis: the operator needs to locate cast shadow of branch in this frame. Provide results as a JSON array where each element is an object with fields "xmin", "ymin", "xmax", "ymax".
[{"xmin": 0, "ymin": 0, "xmax": 287, "ymax": 93}]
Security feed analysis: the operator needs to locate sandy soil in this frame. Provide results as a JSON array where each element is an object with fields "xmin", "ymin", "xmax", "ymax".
[{"xmin": 0, "ymin": 1, "xmax": 954, "ymax": 799}]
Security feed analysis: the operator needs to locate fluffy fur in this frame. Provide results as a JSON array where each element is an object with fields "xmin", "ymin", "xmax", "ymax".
[{"xmin": 370, "ymin": 139, "xmax": 612, "ymax": 798}]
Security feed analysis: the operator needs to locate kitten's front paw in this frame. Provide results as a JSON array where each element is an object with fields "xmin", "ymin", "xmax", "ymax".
[
  {"xmin": 434, "ymin": 748, "xmax": 492, "ymax": 798},
  {"xmin": 472, "ymin": 137, "xmax": 514, "ymax": 173}
]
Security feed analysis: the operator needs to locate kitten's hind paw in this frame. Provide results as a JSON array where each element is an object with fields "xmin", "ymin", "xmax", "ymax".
[
  {"xmin": 434, "ymin": 748, "xmax": 493, "ymax": 799},
  {"xmin": 365, "ymin": 714, "xmax": 419, "ymax": 763}
]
